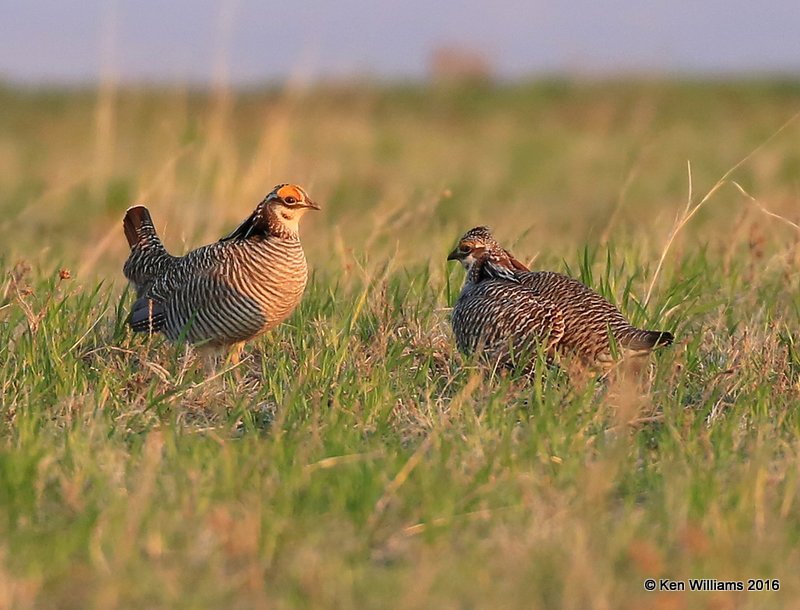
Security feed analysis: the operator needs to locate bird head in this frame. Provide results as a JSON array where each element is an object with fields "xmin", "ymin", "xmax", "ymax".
[
  {"xmin": 263, "ymin": 184, "xmax": 320, "ymax": 232},
  {"xmin": 447, "ymin": 226, "xmax": 529, "ymax": 278},
  {"xmin": 447, "ymin": 226, "xmax": 496, "ymax": 272},
  {"xmin": 220, "ymin": 183, "xmax": 320, "ymax": 242}
]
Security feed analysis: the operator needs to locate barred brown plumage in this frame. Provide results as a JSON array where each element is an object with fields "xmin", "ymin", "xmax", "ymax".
[
  {"xmin": 122, "ymin": 184, "xmax": 319, "ymax": 352},
  {"xmin": 447, "ymin": 226, "xmax": 673, "ymax": 369}
]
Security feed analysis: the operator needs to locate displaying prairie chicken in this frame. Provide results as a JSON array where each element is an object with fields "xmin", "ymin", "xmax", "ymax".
[
  {"xmin": 122, "ymin": 184, "xmax": 319, "ymax": 354},
  {"xmin": 447, "ymin": 226, "xmax": 673, "ymax": 369}
]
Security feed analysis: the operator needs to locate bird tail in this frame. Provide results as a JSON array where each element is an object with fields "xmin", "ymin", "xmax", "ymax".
[
  {"xmin": 123, "ymin": 205, "xmax": 163, "ymax": 251},
  {"xmin": 625, "ymin": 329, "xmax": 674, "ymax": 351}
]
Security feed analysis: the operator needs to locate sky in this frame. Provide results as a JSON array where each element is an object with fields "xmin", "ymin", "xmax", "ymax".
[{"xmin": 2, "ymin": 0, "xmax": 800, "ymax": 84}]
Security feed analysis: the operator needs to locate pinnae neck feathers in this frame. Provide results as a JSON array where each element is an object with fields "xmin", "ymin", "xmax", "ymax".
[{"xmin": 466, "ymin": 255, "xmax": 520, "ymax": 285}]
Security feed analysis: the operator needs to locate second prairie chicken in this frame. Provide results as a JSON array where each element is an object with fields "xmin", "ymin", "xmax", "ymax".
[
  {"xmin": 447, "ymin": 226, "xmax": 673, "ymax": 369},
  {"xmin": 122, "ymin": 184, "xmax": 319, "ymax": 353}
]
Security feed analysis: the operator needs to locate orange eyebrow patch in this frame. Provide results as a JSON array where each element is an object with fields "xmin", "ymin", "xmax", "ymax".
[{"xmin": 277, "ymin": 184, "xmax": 304, "ymax": 201}]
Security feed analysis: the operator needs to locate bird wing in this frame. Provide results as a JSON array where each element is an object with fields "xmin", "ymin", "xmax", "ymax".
[
  {"xmin": 128, "ymin": 296, "xmax": 167, "ymax": 333},
  {"xmin": 515, "ymin": 270, "xmax": 669, "ymax": 357},
  {"xmin": 128, "ymin": 243, "xmax": 271, "ymax": 344},
  {"xmin": 127, "ymin": 243, "xmax": 227, "ymax": 333},
  {"xmin": 454, "ymin": 280, "xmax": 565, "ymax": 363},
  {"xmin": 143, "ymin": 243, "xmax": 226, "ymax": 299},
  {"xmin": 496, "ymin": 287, "xmax": 565, "ymax": 356}
]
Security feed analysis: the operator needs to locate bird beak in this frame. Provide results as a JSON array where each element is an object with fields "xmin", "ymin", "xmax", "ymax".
[
  {"xmin": 304, "ymin": 198, "xmax": 321, "ymax": 211},
  {"xmin": 447, "ymin": 248, "xmax": 459, "ymax": 261}
]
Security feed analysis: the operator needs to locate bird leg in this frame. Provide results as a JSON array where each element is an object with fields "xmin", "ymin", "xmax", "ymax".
[{"xmin": 226, "ymin": 341, "xmax": 246, "ymax": 368}]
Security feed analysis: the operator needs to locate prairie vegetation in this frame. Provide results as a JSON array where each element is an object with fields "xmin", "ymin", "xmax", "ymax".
[{"xmin": 1, "ymin": 80, "xmax": 800, "ymax": 608}]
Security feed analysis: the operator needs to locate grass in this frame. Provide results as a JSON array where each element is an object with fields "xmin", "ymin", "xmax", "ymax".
[{"xmin": 1, "ymin": 78, "xmax": 800, "ymax": 608}]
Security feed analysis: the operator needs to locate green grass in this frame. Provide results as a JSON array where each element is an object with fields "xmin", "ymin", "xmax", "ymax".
[{"xmin": 2, "ymin": 79, "xmax": 800, "ymax": 608}]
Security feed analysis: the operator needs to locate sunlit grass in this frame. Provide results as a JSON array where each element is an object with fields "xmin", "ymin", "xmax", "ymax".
[{"xmin": 1, "ymin": 80, "xmax": 800, "ymax": 608}]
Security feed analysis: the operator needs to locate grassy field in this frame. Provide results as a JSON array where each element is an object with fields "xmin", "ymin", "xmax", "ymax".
[{"xmin": 1, "ymin": 79, "xmax": 800, "ymax": 609}]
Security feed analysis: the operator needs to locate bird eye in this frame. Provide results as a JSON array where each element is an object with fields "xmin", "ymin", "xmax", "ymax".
[
  {"xmin": 459, "ymin": 245, "xmax": 470, "ymax": 253},
  {"xmin": 285, "ymin": 196, "xmax": 297, "ymax": 204}
]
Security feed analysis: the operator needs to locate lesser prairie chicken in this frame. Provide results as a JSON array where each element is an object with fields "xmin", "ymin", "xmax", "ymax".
[
  {"xmin": 122, "ymin": 184, "xmax": 319, "ymax": 356},
  {"xmin": 447, "ymin": 226, "xmax": 673, "ymax": 370}
]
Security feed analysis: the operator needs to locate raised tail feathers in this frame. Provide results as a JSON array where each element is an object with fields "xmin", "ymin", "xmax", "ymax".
[{"xmin": 123, "ymin": 205, "xmax": 162, "ymax": 250}]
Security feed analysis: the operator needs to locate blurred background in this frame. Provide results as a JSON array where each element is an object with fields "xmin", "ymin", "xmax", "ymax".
[
  {"xmin": 3, "ymin": 0, "xmax": 800, "ymax": 84},
  {"xmin": 1, "ymin": 0, "xmax": 799, "ymax": 279}
]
